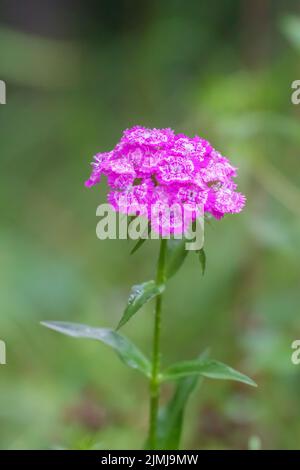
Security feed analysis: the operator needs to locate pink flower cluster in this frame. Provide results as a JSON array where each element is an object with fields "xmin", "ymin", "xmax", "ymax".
[{"xmin": 85, "ymin": 126, "xmax": 245, "ymax": 235}]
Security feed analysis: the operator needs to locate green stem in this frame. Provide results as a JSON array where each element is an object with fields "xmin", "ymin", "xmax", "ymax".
[{"xmin": 148, "ymin": 238, "xmax": 167, "ymax": 449}]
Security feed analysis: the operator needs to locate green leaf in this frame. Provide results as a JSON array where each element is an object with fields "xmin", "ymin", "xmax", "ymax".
[
  {"xmin": 130, "ymin": 221, "xmax": 151, "ymax": 254},
  {"xmin": 154, "ymin": 350, "xmax": 209, "ymax": 450},
  {"xmin": 130, "ymin": 237, "xmax": 147, "ymax": 255},
  {"xmin": 166, "ymin": 239, "xmax": 189, "ymax": 279},
  {"xmin": 162, "ymin": 359, "xmax": 257, "ymax": 387},
  {"xmin": 41, "ymin": 321, "xmax": 151, "ymax": 377},
  {"xmin": 156, "ymin": 375, "xmax": 202, "ymax": 450},
  {"xmin": 126, "ymin": 215, "xmax": 137, "ymax": 240},
  {"xmin": 117, "ymin": 281, "xmax": 165, "ymax": 330},
  {"xmin": 198, "ymin": 248, "xmax": 206, "ymax": 275}
]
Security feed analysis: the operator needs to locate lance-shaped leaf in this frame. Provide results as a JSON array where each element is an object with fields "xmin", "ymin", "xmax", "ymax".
[
  {"xmin": 130, "ymin": 222, "xmax": 151, "ymax": 255},
  {"xmin": 154, "ymin": 350, "xmax": 209, "ymax": 450},
  {"xmin": 130, "ymin": 237, "xmax": 147, "ymax": 255},
  {"xmin": 156, "ymin": 375, "xmax": 202, "ymax": 450},
  {"xmin": 144, "ymin": 374, "xmax": 200, "ymax": 451},
  {"xmin": 41, "ymin": 321, "xmax": 151, "ymax": 377},
  {"xmin": 198, "ymin": 248, "xmax": 206, "ymax": 275},
  {"xmin": 166, "ymin": 239, "xmax": 189, "ymax": 279},
  {"xmin": 162, "ymin": 358, "xmax": 257, "ymax": 387},
  {"xmin": 117, "ymin": 281, "xmax": 165, "ymax": 330}
]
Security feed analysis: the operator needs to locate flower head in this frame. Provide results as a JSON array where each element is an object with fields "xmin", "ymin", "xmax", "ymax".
[{"xmin": 85, "ymin": 126, "xmax": 245, "ymax": 234}]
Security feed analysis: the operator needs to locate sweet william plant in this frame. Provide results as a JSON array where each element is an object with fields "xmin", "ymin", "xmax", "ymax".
[{"xmin": 42, "ymin": 126, "xmax": 255, "ymax": 450}]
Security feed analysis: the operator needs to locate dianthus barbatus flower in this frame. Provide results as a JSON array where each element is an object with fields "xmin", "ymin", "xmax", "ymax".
[{"xmin": 85, "ymin": 126, "xmax": 246, "ymax": 234}]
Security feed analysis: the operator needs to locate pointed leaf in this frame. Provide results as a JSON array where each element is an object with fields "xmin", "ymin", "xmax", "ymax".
[
  {"xmin": 126, "ymin": 215, "xmax": 138, "ymax": 240},
  {"xmin": 41, "ymin": 321, "xmax": 151, "ymax": 377},
  {"xmin": 166, "ymin": 239, "xmax": 189, "ymax": 279},
  {"xmin": 198, "ymin": 248, "xmax": 206, "ymax": 275},
  {"xmin": 117, "ymin": 281, "xmax": 165, "ymax": 330},
  {"xmin": 154, "ymin": 350, "xmax": 209, "ymax": 450},
  {"xmin": 130, "ymin": 237, "xmax": 147, "ymax": 255},
  {"xmin": 129, "ymin": 219, "xmax": 150, "ymax": 251},
  {"xmin": 162, "ymin": 359, "xmax": 257, "ymax": 387},
  {"xmin": 130, "ymin": 221, "xmax": 151, "ymax": 254},
  {"xmin": 156, "ymin": 375, "xmax": 202, "ymax": 450}
]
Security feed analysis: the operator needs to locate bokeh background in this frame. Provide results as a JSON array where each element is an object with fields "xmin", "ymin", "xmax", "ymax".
[{"xmin": 1, "ymin": 0, "xmax": 300, "ymax": 450}]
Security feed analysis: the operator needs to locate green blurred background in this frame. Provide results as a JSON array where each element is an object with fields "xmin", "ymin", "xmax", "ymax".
[{"xmin": 1, "ymin": 0, "xmax": 300, "ymax": 450}]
